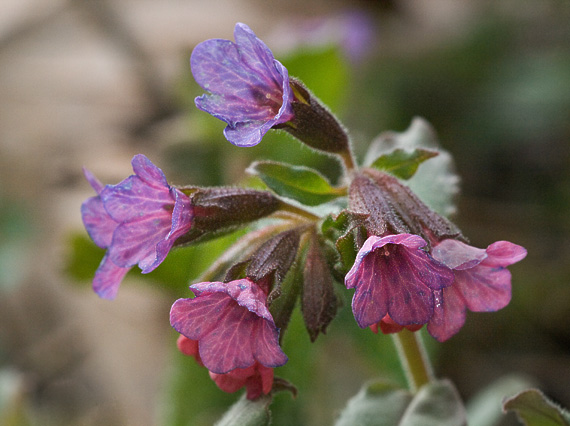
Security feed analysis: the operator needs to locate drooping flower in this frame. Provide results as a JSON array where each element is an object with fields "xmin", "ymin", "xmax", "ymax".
[
  {"xmin": 170, "ymin": 278, "xmax": 288, "ymax": 374},
  {"xmin": 210, "ymin": 362, "xmax": 274, "ymax": 400},
  {"xmin": 427, "ymin": 239, "xmax": 527, "ymax": 342},
  {"xmin": 176, "ymin": 334, "xmax": 273, "ymax": 400},
  {"xmin": 345, "ymin": 234, "xmax": 455, "ymax": 329},
  {"xmin": 191, "ymin": 23, "xmax": 294, "ymax": 147},
  {"xmin": 81, "ymin": 154, "xmax": 193, "ymax": 299}
]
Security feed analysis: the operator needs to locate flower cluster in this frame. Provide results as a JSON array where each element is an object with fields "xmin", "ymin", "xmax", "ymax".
[
  {"xmin": 345, "ymin": 169, "xmax": 526, "ymax": 341},
  {"xmin": 81, "ymin": 22, "xmax": 526, "ymax": 401}
]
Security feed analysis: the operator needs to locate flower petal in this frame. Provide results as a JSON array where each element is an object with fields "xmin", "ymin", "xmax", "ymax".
[
  {"xmin": 347, "ymin": 234, "xmax": 454, "ymax": 328},
  {"xmin": 432, "ymin": 239, "xmax": 487, "ymax": 270},
  {"xmin": 170, "ymin": 279, "xmax": 287, "ymax": 374},
  {"xmin": 83, "ymin": 167, "xmax": 104, "ymax": 194},
  {"xmin": 93, "ymin": 253, "xmax": 131, "ymax": 300},
  {"xmin": 454, "ymin": 267, "xmax": 512, "ymax": 312},
  {"xmin": 350, "ymin": 254, "xmax": 389, "ymax": 328},
  {"xmin": 81, "ymin": 195, "xmax": 117, "ymax": 249},
  {"xmin": 482, "ymin": 241, "xmax": 527, "ymax": 268},
  {"xmin": 223, "ymin": 121, "xmax": 268, "ymax": 147},
  {"xmin": 131, "ymin": 154, "xmax": 169, "ymax": 188},
  {"xmin": 107, "ymin": 211, "xmax": 172, "ymax": 269},
  {"xmin": 101, "ymin": 175, "xmax": 172, "ymax": 223},
  {"xmin": 191, "ymin": 23, "xmax": 294, "ymax": 147},
  {"xmin": 427, "ymin": 288, "xmax": 467, "ymax": 342},
  {"xmin": 383, "ymin": 252, "xmax": 434, "ymax": 325}
]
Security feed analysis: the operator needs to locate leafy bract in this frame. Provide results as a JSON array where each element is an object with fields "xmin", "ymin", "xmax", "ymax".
[
  {"xmin": 369, "ymin": 148, "xmax": 438, "ymax": 180},
  {"xmin": 503, "ymin": 389, "xmax": 570, "ymax": 426},
  {"xmin": 365, "ymin": 117, "xmax": 460, "ymax": 217}
]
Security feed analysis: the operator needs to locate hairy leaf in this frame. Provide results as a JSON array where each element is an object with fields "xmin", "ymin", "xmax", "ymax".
[{"xmin": 247, "ymin": 161, "xmax": 345, "ymax": 206}]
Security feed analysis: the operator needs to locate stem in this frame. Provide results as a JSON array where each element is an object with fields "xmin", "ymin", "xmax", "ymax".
[
  {"xmin": 339, "ymin": 149, "xmax": 357, "ymax": 174},
  {"xmin": 275, "ymin": 200, "xmax": 320, "ymax": 221},
  {"xmin": 391, "ymin": 329, "xmax": 434, "ymax": 393}
]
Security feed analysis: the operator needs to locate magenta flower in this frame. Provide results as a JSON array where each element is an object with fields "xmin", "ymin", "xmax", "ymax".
[
  {"xmin": 170, "ymin": 278, "xmax": 288, "ymax": 374},
  {"xmin": 176, "ymin": 334, "xmax": 273, "ymax": 400},
  {"xmin": 345, "ymin": 234, "xmax": 455, "ymax": 329},
  {"xmin": 210, "ymin": 362, "xmax": 274, "ymax": 400},
  {"xmin": 427, "ymin": 239, "xmax": 527, "ymax": 342},
  {"xmin": 81, "ymin": 154, "xmax": 193, "ymax": 300},
  {"xmin": 191, "ymin": 23, "xmax": 294, "ymax": 147}
]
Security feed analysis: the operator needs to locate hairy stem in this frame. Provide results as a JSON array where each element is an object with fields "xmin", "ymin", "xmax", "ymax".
[{"xmin": 392, "ymin": 330, "xmax": 434, "ymax": 393}]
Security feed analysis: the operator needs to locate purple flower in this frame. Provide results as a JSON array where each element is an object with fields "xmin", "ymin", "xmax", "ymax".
[
  {"xmin": 345, "ymin": 234, "xmax": 455, "ymax": 329},
  {"xmin": 170, "ymin": 278, "xmax": 288, "ymax": 374},
  {"xmin": 81, "ymin": 154, "xmax": 193, "ymax": 300},
  {"xmin": 191, "ymin": 23, "xmax": 295, "ymax": 147},
  {"xmin": 427, "ymin": 239, "xmax": 527, "ymax": 342}
]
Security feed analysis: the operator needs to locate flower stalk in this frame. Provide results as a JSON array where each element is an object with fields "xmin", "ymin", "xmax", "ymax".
[{"xmin": 392, "ymin": 329, "xmax": 434, "ymax": 393}]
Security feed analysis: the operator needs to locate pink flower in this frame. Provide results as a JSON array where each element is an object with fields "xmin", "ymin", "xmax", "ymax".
[
  {"xmin": 210, "ymin": 362, "xmax": 274, "ymax": 400},
  {"xmin": 170, "ymin": 278, "xmax": 288, "ymax": 374},
  {"xmin": 176, "ymin": 335, "xmax": 203, "ymax": 367},
  {"xmin": 81, "ymin": 155, "xmax": 193, "ymax": 299},
  {"xmin": 427, "ymin": 239, "xmax": 527, "ymax": 342},
  {"xmin": 345, "ymin": 234, "xmax": 455, "ymax": 329}
]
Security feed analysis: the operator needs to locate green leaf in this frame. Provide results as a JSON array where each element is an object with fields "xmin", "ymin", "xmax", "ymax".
[
  {"xmin": 369, "ymin": 148, "xmax": 438, "ymax": 180},
  {"xmin": 214, "ymin": 394, "xmax": 272, "ymax": 426},
  {"xmin": 399, "ymin": 380, "xmax": 467, "ymax": 426},
  {"xmin": 335, "ymin": 381, "xmax": 413, "ymax": 426},
  {"xmin": 335, "ymin": 380, "xmax": 466, "ymax": 426},
  {"xmin": 503, "ymin": 389, "xmax": 570, "ymax": 426},
  {"xmin": 247, "ymin": 161, "xmax": 345, "ymax": 206},
  {"xmin": 364, "ymin": 117, "xmax": 460, "ymax": 217}
]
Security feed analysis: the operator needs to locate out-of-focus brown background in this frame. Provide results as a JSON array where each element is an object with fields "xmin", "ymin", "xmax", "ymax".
[{"xmin": 1, "ymin": 1, "xmax": 569, "ymax": 425}]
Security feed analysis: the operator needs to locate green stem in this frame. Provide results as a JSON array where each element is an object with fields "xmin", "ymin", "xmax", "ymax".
[
  {"xmin": 392, "ymin": 330, "xmax": 434, "ymax": 393},
  {"xmin": 275, "ymin": 200, "xmax": 320, "ymax": 222}
]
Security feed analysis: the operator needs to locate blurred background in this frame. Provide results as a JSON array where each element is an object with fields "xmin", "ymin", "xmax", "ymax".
[{"xmin": 1, "ymin": 0, "xmax": 569, "ymax": 425}]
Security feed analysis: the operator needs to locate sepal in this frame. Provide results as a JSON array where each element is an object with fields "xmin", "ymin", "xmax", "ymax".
[
  {"xmin": 301, "ymin": 233, "xmax": 338, "ymax": 342},
  {"xmin": 277, "ymin": 78, "xmax": 350, "ymax": 155},
  {"xmin": 245, "ymin": 228, "xmax": 302, "ymax": 288},
  {"xmin": 174, "ymin": 187, "xmax": 280, "ymax": 245},
  {"xmin": 321, "ymin": 210, "xmax": 367, "ymax": 275},
  {"xmin": 349, "ymin": 170, "xmax": 463, "ymax": 244}
]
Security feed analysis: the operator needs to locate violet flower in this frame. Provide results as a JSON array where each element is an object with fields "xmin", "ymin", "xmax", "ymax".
[
  {"xmin": 191, "ymin": 23, "xmax": 294, "ymax": 147},
  {"xmin": 170, "ymin": 278, "xmax": 288, "ymax": 374},
  {"xmin": 427, "ymin": 239, "xmax": 527, "ymax": 342},
  {"xmin": 81, "ymin": 154, "xmax": 193, "ymax": 300},
  {"xmin": 345, "ymin": 234, "xmax": 455, "ymax": 329}
]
